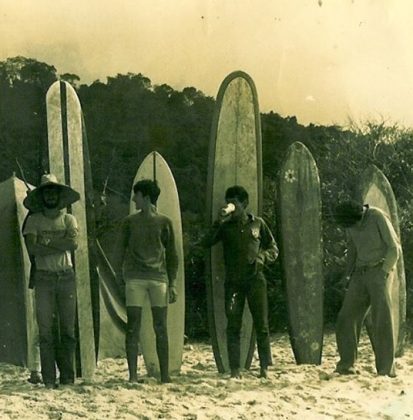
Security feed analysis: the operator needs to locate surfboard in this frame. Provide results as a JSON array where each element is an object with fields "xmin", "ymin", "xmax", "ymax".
[
  {"xmin": 81, "ymin": 119, "xmax": 127, "ymax": 361},
  {"xmin": 81, "ymin": 104, "xmax": 125, "ymax": 361},
  {"xmin": 96, "ymin": 239, "xmax": 127, "ymax": 359},
  {"xmin": 358, "ymin": 164, "xmax": 406, "ymax": 357},
  {"xmin": 80, "ymin": 114, "xmax": 101, "ymax": 359},
  {"xmin": 46, "ymin": 80, "xmax": 95, "ymax": 379},
  {"xmin": 278, "ymin": 141, "xmax": 324, "ymax": 364},
  {"xmin": 0, "ymin": 176, "xmax": 38, "ymax": 369},
  {"xmin": 130, "ymin": 151, "xmax": 185, "ymax": 377},
  {"xmin": 206, "ymin": 71, "xmax": 262, "ymax": 373}
]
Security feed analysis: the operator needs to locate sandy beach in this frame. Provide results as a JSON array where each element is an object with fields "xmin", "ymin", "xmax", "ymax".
[{"xmin": 0, "ymin": 332, "xmax": 412, "ymax": 419}]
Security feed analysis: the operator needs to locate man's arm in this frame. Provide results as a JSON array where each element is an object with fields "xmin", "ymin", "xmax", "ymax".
[
  {"xmin": 47, "ymin": 230, "xmax": 78, "ymax": 251},
  {"xmin": 345, "ymin": 230, "xmax": 357, "ymax": 277},
  {"xmin": 199, "ymin": 220, "xmax": 224, "ymax": 248},
  {"xmin": 164, "ymin": 219, "xmax": 178, "ymax": 287},
  {"xmin": 23, "ymin": 214, "xmax": 58, "ymax": 256},
  {"xmin": 47, "ymin": 236, "xmax": 78, "ymax": 251},
  {"xmin": 47, "ymin": 214, "xmax": 79, "ymax": 251},
  {"xmin": 111, "ymin": 218, "xmax": 130, "ymax": 284},
  {"xmin": 24, "ymin": 234, "xmax": 62, "ymax": 256},
  {"xmin": 377, "ymin": 213, "xmax": 400, "ymax": 273},
  {"xmin": 257, "ymin": 219, "xmax": 278, "ymax": 266}
]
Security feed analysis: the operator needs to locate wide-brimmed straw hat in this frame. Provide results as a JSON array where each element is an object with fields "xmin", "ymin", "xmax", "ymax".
[{"xmin": 23, "ymin": 173, "xmax": 80, "ymax": 212}]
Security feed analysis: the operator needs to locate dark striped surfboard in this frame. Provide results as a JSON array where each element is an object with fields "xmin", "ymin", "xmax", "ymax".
[{"xmin": 46, "ymin": 80, "xmax": 95, "ymax": 379}]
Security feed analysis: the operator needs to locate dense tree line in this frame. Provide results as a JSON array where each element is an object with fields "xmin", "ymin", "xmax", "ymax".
[{"xmin": 1, "ymin": 57, "xmax": 412, "ymax": 339}]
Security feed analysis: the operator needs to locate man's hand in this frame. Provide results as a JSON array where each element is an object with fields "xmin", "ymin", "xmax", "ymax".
[
  {"xmin": 116, "ymin": 274, "xmax": 126, "ymax": 302},
  {"xmin": 38, "ymin": 235, "xmax": 51, "ymax": 246},
  {"xmin": 255, "ymin": 255, "xmax": 265, "ymax": 271},
  {"xmin": 217, "ymin": 212, "xmax": 232, "ymax": 224},
  {"xmin": 169, "ymin": 286, "xmax": 178, "ymax": 304},
  {"xmin": 337, "ymin": 275, "xmax": 351, "ymax": 290},
  {"xmin": 217, "ymin": 205, "xmax": 234, "ymax": 224}
]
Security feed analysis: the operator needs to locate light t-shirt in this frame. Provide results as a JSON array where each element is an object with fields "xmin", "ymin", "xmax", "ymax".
[
  {"xmin": 23, "ymin": 212, "xmax": 78, "ymax": 272},
  {"xmin": 347, "ymin": 206, "xmax": 400, "ymax": 273}
]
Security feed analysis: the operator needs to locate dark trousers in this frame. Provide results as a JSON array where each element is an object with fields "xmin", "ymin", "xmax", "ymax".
[
  {"xmin": 35, "ymin": 269, "xmax": 77, "ymax": 385},
  {"xmin": 336, "ymin": 266, "xmax": 395, "ymax": 376},
  {"xmin": 225, "ymin": 270, "xmax": 271, "ymax": 370}
]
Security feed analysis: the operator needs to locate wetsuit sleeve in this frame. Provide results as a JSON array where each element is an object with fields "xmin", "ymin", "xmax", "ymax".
[
  {"xmin": 257, "ymin": 219, "xmax": 279, "ymax": 265},
  {"xmin": 377, "ymin": 213, "xmax": 400, "ymax": 273},
  {"xmin": 164, "ymin": 219, "xmax": 179, "ymax": 287},
  {"xmin": 200, "ymin": 220, "xmax": 224, "ymax": 248}
]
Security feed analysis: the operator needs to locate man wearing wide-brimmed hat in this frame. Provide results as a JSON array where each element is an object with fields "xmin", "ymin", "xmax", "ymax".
[{"xmin": 23, "ymin": 173, "xmax": 80, "ymax": 389}]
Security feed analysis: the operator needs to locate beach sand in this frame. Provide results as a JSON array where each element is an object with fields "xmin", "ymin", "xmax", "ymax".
[{"xmin": 0, "ymin": 332, "xmax": 412, "ymax": 419}]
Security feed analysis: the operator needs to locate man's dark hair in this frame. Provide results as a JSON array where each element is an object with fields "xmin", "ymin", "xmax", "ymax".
[
  {"xmin": 225, "ymin": 185, "xmax": 249, "ymax": 205},
  {"xmin": 133, "ymin": 179, "xmax": 161, "ymax": 204},
  {"xmin": 334, "ymin": 200, "xmax": 364, "ymax": 228}
]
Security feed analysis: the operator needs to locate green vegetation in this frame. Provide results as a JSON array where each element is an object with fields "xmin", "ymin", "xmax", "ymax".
[{"xmin": 1, "ymin": 57, "xmax": 412, "ymax": 339}]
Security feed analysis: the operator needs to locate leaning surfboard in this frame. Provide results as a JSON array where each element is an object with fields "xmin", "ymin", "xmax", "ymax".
[
  {"xmin": 0, "ymin": 176, "xmax": 38, "ymax": 369},
  {"xmin": 278, "ymin": 141, "xmax": 323, "ymax": 364},
  {"xmin": 358, "ymin": 164, "xmax": 406, "ymax": 357},
  {"xmin": 81, "ymin": 110, "xmax": 125, "ymax": 361},
  {"xmin": 130, "ymin": 151, "xmax": 185, "ymax": 376},
  {"xmin": 96, "ymin": 239, "xmax": 127, "ymax": 359},
  {"xmin": 46, "ymin": 80, "xmax": 95, "ymax": 379},
  {"xmin": 206, "ymin": 71, "xmax": 262, "ymax": 373}
]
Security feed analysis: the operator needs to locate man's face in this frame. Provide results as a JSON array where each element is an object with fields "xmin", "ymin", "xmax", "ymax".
[
  {"xmin": 42, "ymin": 187, "xmax": 60, "ymax": 209},
  {"xmin": 132, "ymin": 190, "xmax": 145, "ymax": 210},
  {"xmin": 225, "ymin": 196, "xmax": 247, "ymax": 217}
]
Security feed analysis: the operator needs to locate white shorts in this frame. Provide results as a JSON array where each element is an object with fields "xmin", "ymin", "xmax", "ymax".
[{"xmin": 125, "ymin": 279, "xmax": 168, "ymax": 308}]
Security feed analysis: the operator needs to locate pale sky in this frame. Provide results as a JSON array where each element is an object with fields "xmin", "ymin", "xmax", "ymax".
[{"xmin": 1, "ymin": 0, "xmax": 413, "ymax": 127}]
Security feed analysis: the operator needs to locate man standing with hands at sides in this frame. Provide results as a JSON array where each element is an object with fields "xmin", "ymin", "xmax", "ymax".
[
  {"xmin": 334, "ymin": 200, "xmax": 400, "ymax": 378},
  {"xmin": 23, "ymin": 174, "xmax": 80, "ymax": 389},
  {"xmin": 202, "ymin": 186, "xmax": 278, "ymax": 379},
  {"xmin": 114, "ymin": 179, "xmax": 178, "ymax": 384}
]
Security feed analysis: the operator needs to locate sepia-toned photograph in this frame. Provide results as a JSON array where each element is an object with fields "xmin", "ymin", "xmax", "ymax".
[{"xmin": 0, "ymin": 1, "xmax": 412, "ymax": 418}]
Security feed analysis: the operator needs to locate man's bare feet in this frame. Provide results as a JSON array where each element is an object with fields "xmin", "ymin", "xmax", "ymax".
[
  {"xmin": 129, "ymin": 375, "xmax": 144, "ymax": 383},
  {"xmin": 230, "ymin": 369, "xmax": 242, "ymax": 379}
]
